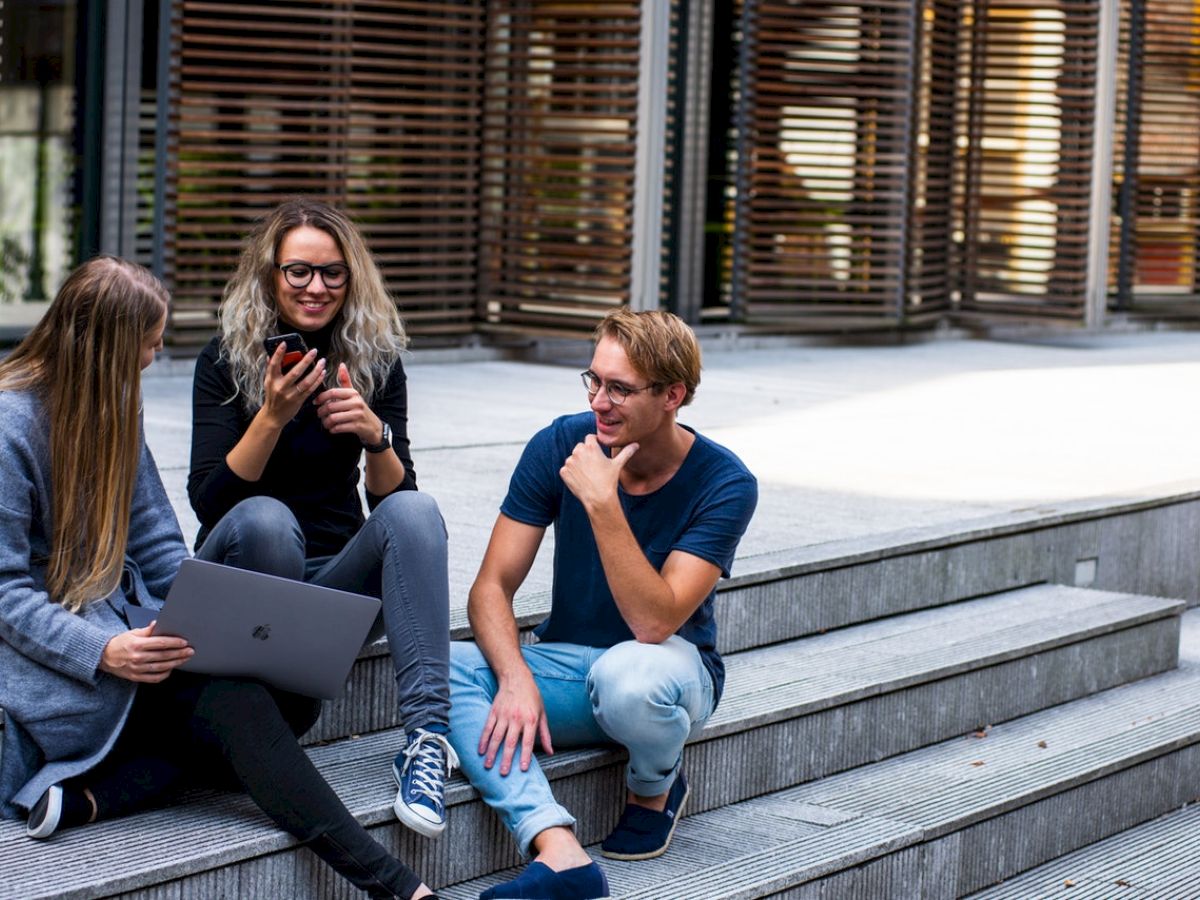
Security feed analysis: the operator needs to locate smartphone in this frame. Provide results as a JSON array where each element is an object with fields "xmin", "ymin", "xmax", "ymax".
[{"xmin": 263, "ymin": 333, "xmax": 308, "ymax": 372}]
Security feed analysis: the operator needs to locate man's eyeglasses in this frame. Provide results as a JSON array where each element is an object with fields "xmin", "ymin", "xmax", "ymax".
[
  {"xmin": 278, "ymin": 262, "xmax": 350, "ymax": 290},
  {"xmin": 580, "ymin": 370, "xmax": 657, "ymax": 406}
]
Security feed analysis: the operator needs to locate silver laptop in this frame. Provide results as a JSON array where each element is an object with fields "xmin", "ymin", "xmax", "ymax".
[{"xmin": 127, "ymin": 558, "xmax": 381, "ymax": 699}]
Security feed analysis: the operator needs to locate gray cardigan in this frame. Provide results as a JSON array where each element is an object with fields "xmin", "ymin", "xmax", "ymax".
[{"xmin": 0, "ymin": 388, "xmax": 187, "ymax": 817}]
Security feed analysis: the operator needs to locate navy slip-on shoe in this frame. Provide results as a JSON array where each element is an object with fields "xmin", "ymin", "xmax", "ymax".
[
  {"xmin": 600, "ymin": 771, "xmax": 689, "ymax": 861},
  {"xmin": 479, "ymin": 861, "xmax": 610, "ymax": 899}
]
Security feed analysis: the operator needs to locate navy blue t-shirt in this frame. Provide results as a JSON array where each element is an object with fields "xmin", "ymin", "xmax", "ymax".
[{"xmin": 501, "ymin": 412, "xmax": 758, "ymax": 704}]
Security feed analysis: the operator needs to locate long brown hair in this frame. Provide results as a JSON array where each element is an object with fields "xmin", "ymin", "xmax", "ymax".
[
  {"xmin": 219, "ymin": 198, "xmax": 406, "ymax": 411},
  {"xmin": 0, "ymin": 256, "xmax": 168, "ymax": 612}
]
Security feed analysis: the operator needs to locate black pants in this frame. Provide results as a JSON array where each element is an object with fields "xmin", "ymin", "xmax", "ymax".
[{"xmin": 74, "ymin": 673, "xmax": 421, "ymax": 899}]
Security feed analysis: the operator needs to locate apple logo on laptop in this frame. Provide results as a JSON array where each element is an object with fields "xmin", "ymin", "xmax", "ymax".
[{"xmin": 252, "ymin": 624, "xmax": 271, "ymax": 641}]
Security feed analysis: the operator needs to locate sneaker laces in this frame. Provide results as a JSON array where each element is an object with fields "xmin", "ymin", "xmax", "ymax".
[{"xmin": 400, "ymin": 730, "xmax": 460, "ymax": 809}]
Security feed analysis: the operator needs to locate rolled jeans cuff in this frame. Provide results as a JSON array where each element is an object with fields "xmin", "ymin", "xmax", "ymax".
[
  {"xmin": 628, "ymin": 759, "xmax": 683, "ymax": 799},
  {"xmin": 513, "ymin": 803, "xmax": 577, "ymax": 858}
]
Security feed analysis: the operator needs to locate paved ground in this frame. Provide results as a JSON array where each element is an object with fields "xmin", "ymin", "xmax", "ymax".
[{"xmin": 142, "ymin": 331, "xmax": 1200, "ymax": 605}]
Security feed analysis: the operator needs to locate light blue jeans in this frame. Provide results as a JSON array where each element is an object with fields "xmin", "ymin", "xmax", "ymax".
[
  {"xmin": 447, "ymin": 635, "xmax": 715, "ymax": 856},
  {"xmin": 196, "ymin": 493, "xmax": 451, "ymax": 730}
]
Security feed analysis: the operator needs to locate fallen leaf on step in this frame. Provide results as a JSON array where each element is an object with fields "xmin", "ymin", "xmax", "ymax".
[
  {"xmin": 970, "ymin": 760, "xmax": 985, "ymax": 767},
  {"xmin": 1037, "ymin": 740, "xmax": 1047, "ymax": 749},
  {"xmin": 1114, "ymin": 880, "xmax": 1131, "ymax": 887}
]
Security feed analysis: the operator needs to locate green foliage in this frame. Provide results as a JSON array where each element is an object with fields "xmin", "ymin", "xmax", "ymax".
[{"xmin": 0, "ymin": 237, "xmax": 30, "ymax": 303}]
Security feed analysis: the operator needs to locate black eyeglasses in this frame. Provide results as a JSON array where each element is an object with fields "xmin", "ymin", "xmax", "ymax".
[
  {"xmin": 278, "ymin": 262, "xmax": 350, "ymax": 290},
  {"xmin": 580, "ymin": 370, "xmax": 657, "ymax": 406}
]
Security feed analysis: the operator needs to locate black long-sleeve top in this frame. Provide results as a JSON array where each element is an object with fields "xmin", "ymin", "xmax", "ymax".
[{"xmin": 187, "ymin": 326, "xmax": 417, "ymax": 557}]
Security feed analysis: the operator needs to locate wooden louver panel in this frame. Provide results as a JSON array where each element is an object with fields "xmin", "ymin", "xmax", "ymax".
[
  {"xmin": 906, "ymin": 0, "xmax": 960, "ymax": 317},
  {"xmin": 477, "ymin": 1, "xmax": 640, "ymax": 336},
  {"xmin": 1110, "ymin": 0, "xmax": 1200, "ymax": 312},
  {"xmin": 731, "ymin": 0, "xmax": 920, "ymax": 327},
  {"xmin": 167, "ymin": 0, "xmax": 485, "ymax": 348},
  {"xmin": 955, "ymin": 0, "xmax": 1099, "ymax": 318}
]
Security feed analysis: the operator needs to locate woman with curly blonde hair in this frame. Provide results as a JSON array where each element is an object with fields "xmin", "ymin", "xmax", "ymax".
[
  {"xmin": 188, "ymin": 198, "xmax": 455, "ymax": 841},
  {"xmin": 3, "ymin": 256, "xmax": 439, "ymax": 898}
]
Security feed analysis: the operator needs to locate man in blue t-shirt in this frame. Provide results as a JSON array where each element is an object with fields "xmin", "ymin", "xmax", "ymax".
[{"xmin": 448, "ymin": 309, "xmax": 757, "ymax": 900}]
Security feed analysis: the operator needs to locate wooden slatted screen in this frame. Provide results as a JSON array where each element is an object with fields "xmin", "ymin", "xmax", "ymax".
[
  {"xmin": 729, "ymin": 0, "xmax": 922, "ymax": 329},
  {"xmin": 477, "ymin": 1, "xmax": 641, "ymax": 337},
  {"xmin": 906, "ymin": 0, "xmax": 959, "ymax": 316},
  {"xmin": 166, "ymin": 0, "xmax": 485, "ymax": 348},
  {"xmin": 955, "ymin": 0, "xmax": 1099, "ymax": 319},
  {"xmin": 1110, "ymin": 0, "xmax": 1200, "ymax": 313}
]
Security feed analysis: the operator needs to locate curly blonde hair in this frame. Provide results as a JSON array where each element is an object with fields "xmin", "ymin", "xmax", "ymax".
[{"xmin": 218, "ymin": 198, "xmax": 407, "ymax": 410}]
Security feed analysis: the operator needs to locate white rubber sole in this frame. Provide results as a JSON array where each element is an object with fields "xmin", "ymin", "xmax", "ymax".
[
  {"xmin": 26, "ymin": 785, "xmax": 63, "ymax": 840},
  {"xmin": 392, "ymin": 791, "xmax": 446, "ymax": 839}
]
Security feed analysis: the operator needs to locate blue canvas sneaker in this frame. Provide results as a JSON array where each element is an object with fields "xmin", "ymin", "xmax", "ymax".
[
  {"xmin": 600, "ymin": 770, "xmax": 689, "ymax": 861},
  {"xmin": 392, "ymin": 728, "xmax": 459, "ymax": 838}
]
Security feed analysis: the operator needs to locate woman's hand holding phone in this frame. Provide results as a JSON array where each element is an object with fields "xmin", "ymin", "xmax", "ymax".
[{"xmin": 260, "ymin": 341, "xmax": 326, "ymax": 429}]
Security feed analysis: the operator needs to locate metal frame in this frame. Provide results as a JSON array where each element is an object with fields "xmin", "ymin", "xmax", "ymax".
[
  {"xmin": 1084, "ymin": 0, "xmax": 1121, "ymax": 329},
  {"xmin": 671, "ymin": 0, "xmax": 716, "ymax": 324},
  {"xmin": 152, "ymin": 0, "xmax": 173, "ymax": 280},
  {"xmin": 630, "ymin": 0, "xmax": 672, "ymax": 312},
  {"xmin": 99, "ymin": 0, "xmax": 144, "ymax": 257}
]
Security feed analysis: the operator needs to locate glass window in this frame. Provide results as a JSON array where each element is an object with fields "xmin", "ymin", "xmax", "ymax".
[{"xmin": 0, "ymin": 0, "xmax": 78, "ymax": 321}]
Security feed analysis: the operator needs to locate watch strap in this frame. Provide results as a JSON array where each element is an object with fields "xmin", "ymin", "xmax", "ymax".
[{"xmin": 362, "ymin": 420, "xmax": 391, "ymax": 453}]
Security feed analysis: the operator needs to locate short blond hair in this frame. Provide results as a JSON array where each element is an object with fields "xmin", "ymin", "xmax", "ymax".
[{"xmin": 593, "ymin": 308, "xmax": 701, "ymax": 406}]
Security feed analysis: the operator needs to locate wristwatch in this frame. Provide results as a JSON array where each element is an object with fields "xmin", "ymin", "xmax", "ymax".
[{"xmin": 362, "ymin": 420, "xmax": 391, "ymax": 454}]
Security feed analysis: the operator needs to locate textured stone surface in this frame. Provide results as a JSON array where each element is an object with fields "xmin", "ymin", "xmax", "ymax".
[
  {"xmin": 443, "ymin": 654, "xmax": 1200, "ymax": 899},
  {"xmin": 0, "ymin": 585, "xmax": 1181, "ymax": 899},
  {"xmin": 967, "ymin": 802, "xmax": 1200, "ymax": 898}
]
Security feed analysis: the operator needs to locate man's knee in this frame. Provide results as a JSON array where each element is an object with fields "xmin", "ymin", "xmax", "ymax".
[
  {"xmin": 587, "ymin": 641, "xmax": 667, "ymax": 722},
  {"xmin": 587, "ymin": 639, "xmax": 705, "ymax": 735}
]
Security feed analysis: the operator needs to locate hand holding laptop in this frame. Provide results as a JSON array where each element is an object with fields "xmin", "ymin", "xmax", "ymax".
[
  {"xmin": 99, "ymin": 623, "xmax": 194, "ymax": 684},
  {"xmin": 126, "ymin": 559, "xmax": 380, "ymax": 699}
]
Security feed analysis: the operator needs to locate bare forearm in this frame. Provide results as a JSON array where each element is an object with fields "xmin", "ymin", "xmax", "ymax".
[
  {"xmin": 225, "ymin": 409, "xmax": 285, "ymax": 482},
  {"xmin": 468, "ymin": 584, "xmax": 534, "ymax": 686},
  {"xmin": 363, "ymin": 447, "xmax": 406, "ymax": 495},
  {"xmin": 586, "ymin": 499, "xmax": 682, "ymax": 643}
]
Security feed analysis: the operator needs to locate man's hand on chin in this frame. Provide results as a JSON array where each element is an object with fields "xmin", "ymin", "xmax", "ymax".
[{"xmin": 560, "ymin": 434, "xmax": 639, "ymax": 509}]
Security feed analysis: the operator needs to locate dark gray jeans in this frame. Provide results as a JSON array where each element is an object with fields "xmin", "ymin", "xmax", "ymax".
[{"xmin": 196, "ymin": 491, "xmax": 451, "ymax": 731}]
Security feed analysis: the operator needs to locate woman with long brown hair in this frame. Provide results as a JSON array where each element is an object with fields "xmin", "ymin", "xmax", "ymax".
[{"xmin": 0, "ymin": 256, "xmax": 438, "ymax": 899}]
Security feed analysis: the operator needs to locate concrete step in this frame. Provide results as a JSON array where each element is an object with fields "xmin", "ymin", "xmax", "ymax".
[
  {"xmin": 312, "ymin": 563, "xmax": 1185, "ymax": 746},
  {"xmin": 444, "ymin": 663, "xmax": 1200, "ymax": 898},
  {"xmin": 0, "ymin": 584, "xmax": 1180, "ymax": 899},
  {"xmin": 966, "ymin": 801, "xmax": 1200, "ymax": 899}
]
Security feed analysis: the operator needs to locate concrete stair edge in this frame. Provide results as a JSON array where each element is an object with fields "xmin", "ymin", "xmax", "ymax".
[
  {"xmin": 0, "ymin": 584, "xmax": 1182, "ymax": 899},
  {"xmin": 443, "ymin": 665, "xmax": 1200, "ymax": 898}
]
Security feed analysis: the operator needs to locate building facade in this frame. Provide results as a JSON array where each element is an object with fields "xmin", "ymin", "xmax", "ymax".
[{"xmin": 2, "ymin": 0, "xmax": 1199, "ymax": 348}]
